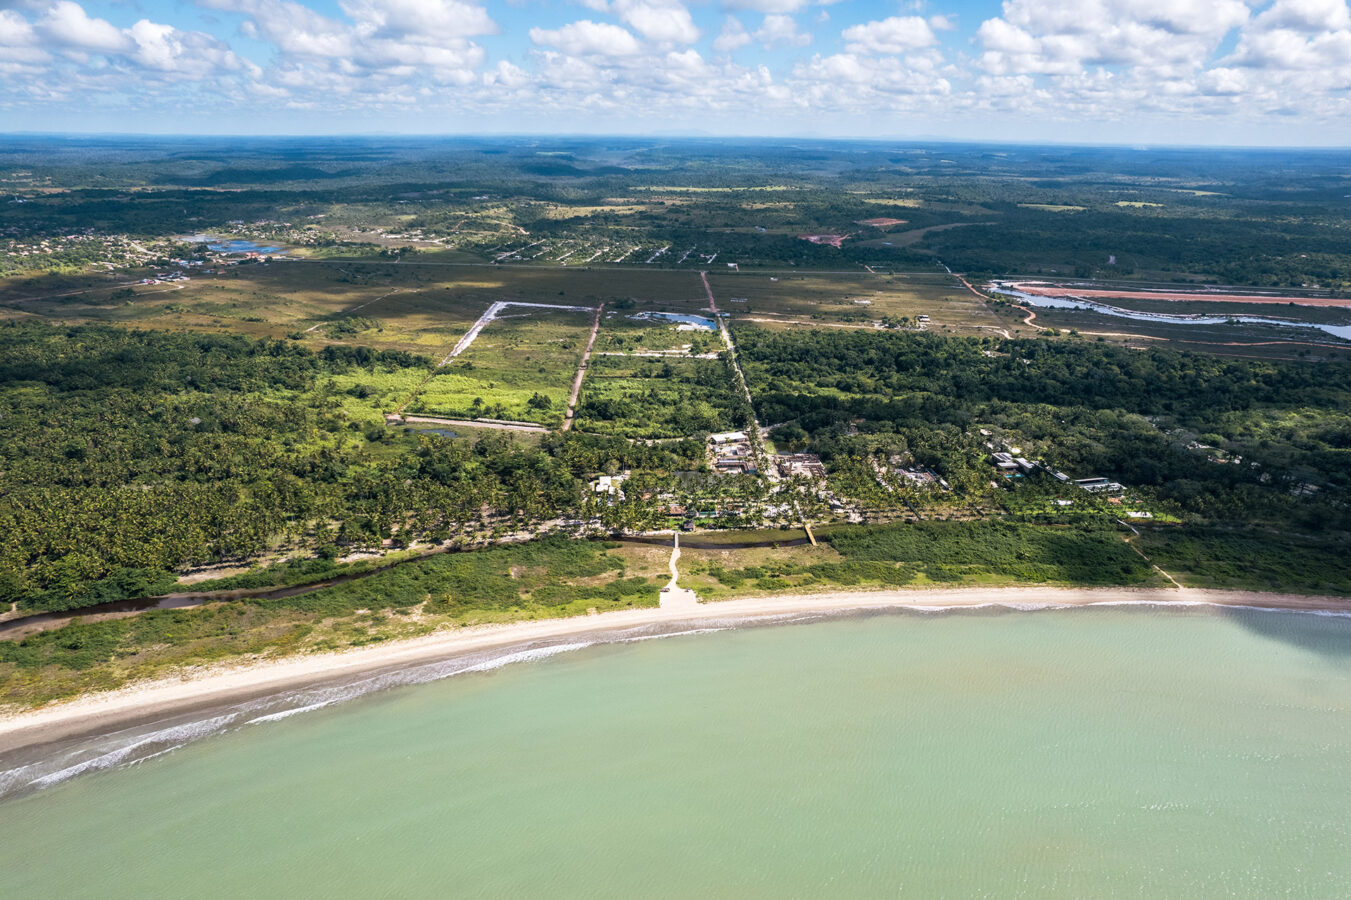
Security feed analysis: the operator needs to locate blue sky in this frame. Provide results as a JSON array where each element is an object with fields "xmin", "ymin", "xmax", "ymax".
[{"xmin": 4, "ymin": 0, "xmax": 1351, "ymax": 143}]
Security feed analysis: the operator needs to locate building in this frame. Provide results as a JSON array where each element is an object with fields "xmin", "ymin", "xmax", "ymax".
[
  {"xmin": 1075, "ymin": 477, "xmax": 1124, "ymax": 493},
  {"xmin": 709, "ymin": 431, "xmax": 748, "ymax": 445},
  {"xmin": 776, "ymin": 453, "xmax": 827, "ymax": 479},
  {"xmin": 898, "ymin": 467, "xmax": 948, "ymax": 489}
]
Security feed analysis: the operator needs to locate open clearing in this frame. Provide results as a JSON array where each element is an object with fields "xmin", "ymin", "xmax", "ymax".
[{"xmin": 408, "ymin": 307, "xmax": 594, "ymax": 427}]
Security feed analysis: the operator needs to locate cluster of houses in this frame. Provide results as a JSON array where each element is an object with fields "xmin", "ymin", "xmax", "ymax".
[
  {"xmin": 708, "ymin": 431, "xmax": 757, "ymax": 475},
  {"xmin": 989, "ymin": 446, "xmax": 1122, "ymax": 494}
]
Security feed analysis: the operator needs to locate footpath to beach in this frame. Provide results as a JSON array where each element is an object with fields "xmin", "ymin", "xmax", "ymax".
[{"xmin": 1, "ymin": 585, "xmax": 1348, "ymax": 752}]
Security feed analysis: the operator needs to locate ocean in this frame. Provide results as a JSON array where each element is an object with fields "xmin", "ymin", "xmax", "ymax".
[{"xmin": 2, "ymin": 605, "xmax": 1350, "ymax": 896}]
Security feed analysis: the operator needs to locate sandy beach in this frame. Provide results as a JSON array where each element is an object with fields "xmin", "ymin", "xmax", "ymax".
[{"xmin": 2, "ymin": 585, "xmax": 1348, "ymax": 754}]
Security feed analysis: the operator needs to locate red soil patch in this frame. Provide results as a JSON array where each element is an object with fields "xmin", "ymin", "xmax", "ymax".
[
  {"xmin": 1010, "ymin": 282, "xmax": 1351, "ymax": 309},
  {"xmin": 799, "ymin": 234, "xmax": 847, "ymax": 248},
  {"xmin": 856, "ymin": 218, "xmax": 908, "ymax": 228}
]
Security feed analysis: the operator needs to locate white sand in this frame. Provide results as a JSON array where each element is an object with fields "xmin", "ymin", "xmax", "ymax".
[{"xmin": 2, "ymin": 585, "xmax": 1347, "ymax": 750}]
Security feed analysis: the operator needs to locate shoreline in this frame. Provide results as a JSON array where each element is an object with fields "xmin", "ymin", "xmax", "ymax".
[{"xmin": 2, "ymin": 585, "xmax": 1349, "ymax": 754}]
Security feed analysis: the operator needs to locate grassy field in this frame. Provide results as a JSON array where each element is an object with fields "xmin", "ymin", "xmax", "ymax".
[
  {"xmin": 681, "ymin": 520, "xmax": 1164, "ymax": 599},
  {"xmin": 574, "ymin": 353, "xmax": 744, "ymax": 438},
  {"xmin": 408, "ymin": 308, "xmax": 593, "ymax": 426},
  {"xmin": 707, "ymin": 270, "xmax": 1020, "ymax": 337}
]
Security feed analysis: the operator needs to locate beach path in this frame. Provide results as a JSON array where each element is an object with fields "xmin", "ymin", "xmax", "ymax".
[{"xmin": 660, "ymin": 534, "xmax": 699, "ymax": 609}]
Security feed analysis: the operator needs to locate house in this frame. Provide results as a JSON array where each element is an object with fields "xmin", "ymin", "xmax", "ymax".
[
  {"xmin": 898, "ymin": 467, "xmax": 947, "ymax": 489},
  {"xmin": 590, "ymin": 471, "xmax": 629, "ymax": 497},
  {"xmin": 1075, "ymin": 477, "xmax": 1124, "ymax": 493}
]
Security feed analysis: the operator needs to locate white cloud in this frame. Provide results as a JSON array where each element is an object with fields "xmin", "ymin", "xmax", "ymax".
[
  {"xmin": 722, "ymin": 0, "xmax": 808, "ymax": 15},
  {"xmin": 483, "ymin": 58, "xmax": 528, "ymax": 87},
  {"xmin": 340, "ymin": 0, "xmax": 497, "ymax": 41},
  {"xmin": 976, "ymin": 0, "xmax": 1250, "ymax": 75},
  {"xmin": 127, "ymin": 19, "xmax": 256, "ymax": 77},
  {"xmin": 713, "ymin": 16, "xmax": 751, "ymax": 53},
  {"xmin": 530, "ymin": 20, "xmax": 643, "ymax": 57},
  {"xmin": 0, "ymin": 9, "xmax": 38, "ymax": 47},
  {"xmin": 1226, "ymin": 0, "xmax": 1351, "ymax": 72},
  {"xmin": 754, "ymin": 13, "xmax": 810, "ymax": 48},
  {"xmin": 841, "ymin": 16, "xmax": 937, "ymax": 55},
  {"xmin": 610, "ymin": 0, "xmax": 699, "ymax": 44},
  {"xmin": 38, "ymin": 0, "xmax": 130, "ymax": 53},
  {"xmin": 1252, "ymin": 0, "xmax": 1351, "ymax": 33}
]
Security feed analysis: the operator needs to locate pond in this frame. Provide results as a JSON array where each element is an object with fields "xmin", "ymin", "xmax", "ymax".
[{"xmin": 628, "ymin": 311, "xmax": 717, "ymax": 331}]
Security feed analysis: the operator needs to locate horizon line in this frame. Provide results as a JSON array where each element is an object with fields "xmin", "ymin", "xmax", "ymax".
[{"xmin": 4, "ymin": 130, "xmax": 1351, "ymax": 153}]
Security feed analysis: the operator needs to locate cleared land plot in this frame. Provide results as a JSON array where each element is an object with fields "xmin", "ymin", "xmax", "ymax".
[
  {"xmin": 1, "ymin": 264, "xmax": 715, "ymax": 349},
  {"xmin": 593, "ymin": 308, "xmax": 723, "ymax": 355},
  {"xmin": 574, "ymin": 354, "xmax": 744, "ymax": 439},
  {"xmin": 0, "ymin": 265, "xmax": 478, "ymax": 352},
  {"xmin": 409, "ymin": 309, "xmax": 594, "ymax": 427}
]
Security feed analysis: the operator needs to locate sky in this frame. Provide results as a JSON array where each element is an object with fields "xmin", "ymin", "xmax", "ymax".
[{"xmin": 3, "ymin": 0, "xmax": 1351, "ymax": 144}]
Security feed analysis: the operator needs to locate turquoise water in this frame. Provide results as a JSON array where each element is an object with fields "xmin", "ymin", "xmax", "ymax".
[
  {"xmin": 629, "ymin": 311, "xmax": 717, "ymax": 330},
  {"xmin": 3, "ymin": 607, "xmax": 1351, "ymax": 897},
  {"xmin": 208, "ymin": 239, "xmax": 280, "ymax": 254}
]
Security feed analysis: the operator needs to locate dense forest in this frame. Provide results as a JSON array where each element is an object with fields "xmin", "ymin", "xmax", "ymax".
[
  {"xmin": 737, "ymin": 327, "xmax": 1351, "ymax": 531},
  {"xmin": 0, "ymin": 322, "xmax": 697, "ymax": 612}
]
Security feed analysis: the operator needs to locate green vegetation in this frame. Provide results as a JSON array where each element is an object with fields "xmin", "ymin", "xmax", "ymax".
[
  {"xmin": 696, "ymin": 521, "xmax": 1156, "ymax": 596},
  {"xmin": 0, "ymin": 321, "xmax": 587, "ymax": 612},
  {"xmin": 0, "ymin": 536, "xmax": 655, "ymax": 707},
  {"xmin": 575, "ymin": 354, "xmax": 749, "ymax": 438},
  {"xmin": 409, "ymin": 310, "xmax": 593, "ymax": 426},
  {"xmin": 737, "ymin": 326, "xmax": 1351, "ymax": 534},
  {"xmin": 1134, "ymin": 527, "xmax": 1351, "ymax": 595},
  {"xmin": 6, "ymin": 137, "xmax": 1351, "ymax": 709}
]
